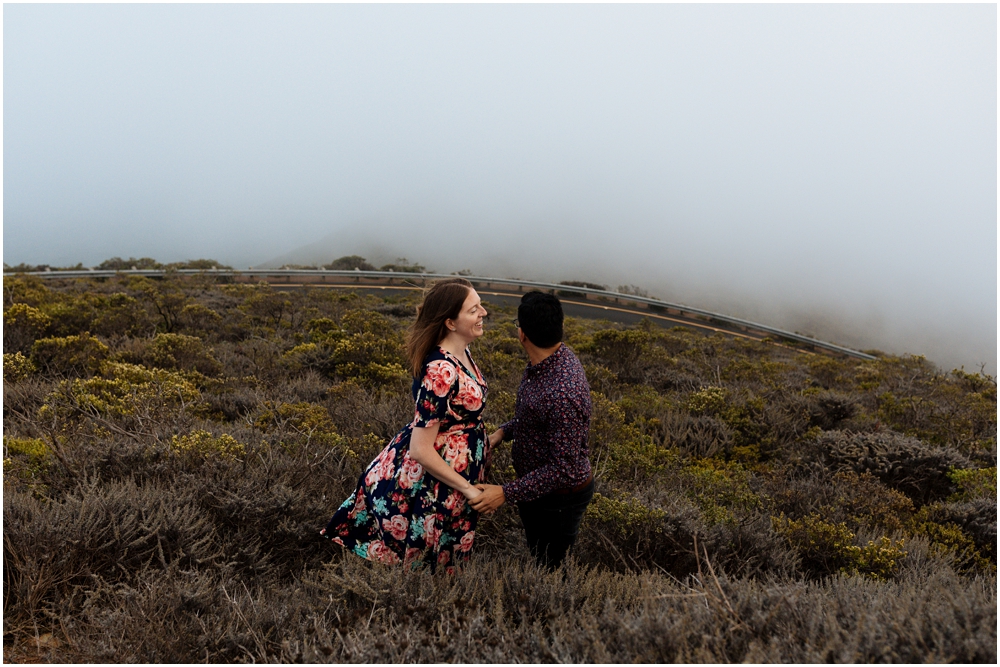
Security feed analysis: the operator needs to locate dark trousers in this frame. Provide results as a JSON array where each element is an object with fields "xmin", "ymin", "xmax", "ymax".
[{"xmin": 517, "ymin": 480, "xmax": 595, "ymax": 570}]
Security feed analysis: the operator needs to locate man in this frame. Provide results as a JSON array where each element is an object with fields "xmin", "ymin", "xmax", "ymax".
[{"xmin": 470, "ymin": 291, "xmax": 593, "ymax": 570}]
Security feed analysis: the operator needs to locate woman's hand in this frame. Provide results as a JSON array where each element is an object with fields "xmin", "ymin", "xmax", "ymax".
[
  {"xmin": 461, "ymin": 484, "xmax": 483, "ymax": 501},
  {"xmin": 409, "ymin": 424, "xmax": 482, "ymax": 500}
]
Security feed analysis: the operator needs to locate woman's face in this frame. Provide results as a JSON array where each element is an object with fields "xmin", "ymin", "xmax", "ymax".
[{"xmin": 447, "ymin": 289, "xmax": 487, "ymax": 343}]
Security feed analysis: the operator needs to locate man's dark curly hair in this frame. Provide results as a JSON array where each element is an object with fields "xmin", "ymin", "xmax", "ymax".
[{"xmin": 517, "ymin": 291, "xmax": 563, "ymax": 348}]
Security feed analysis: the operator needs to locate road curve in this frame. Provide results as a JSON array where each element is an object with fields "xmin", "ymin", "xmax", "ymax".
[{"xmin": 8, "ymin": 268, "xmax": 876, "ymax": 360}]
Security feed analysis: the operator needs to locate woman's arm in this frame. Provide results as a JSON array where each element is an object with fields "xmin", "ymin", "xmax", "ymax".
[{"xmin": 409, "ymin": 424, "xmax": 482, "ymax": 500}]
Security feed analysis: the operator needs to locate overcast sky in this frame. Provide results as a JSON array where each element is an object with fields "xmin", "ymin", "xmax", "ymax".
[{"xmin": 3, "ymin": 3, "xmax": 996, "ymax": 373}]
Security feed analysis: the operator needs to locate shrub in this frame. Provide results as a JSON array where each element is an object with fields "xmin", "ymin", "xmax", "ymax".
[
  {"xmin": 579, "ymin": 492, "xmax": 699, "ymax": 574},
  {"xmin": 30, "ymin": 332, "xmax": 110, "ymax": 376},
  {"xmin": 97, "ymin": 256, "xmax": 163, "ymax": 270},
  {"xmin": 3, "ymin": 352, "xmax": 37, "ymax": 382},
  {"xmin": 285, "ymin": 309, "xmax": 407, "ymax": 386},
  {"xmin": 912, "ymin": 500, "xmax": 996, "ymax": 566},
  {"xmin": 3, "ymin": 436, "xmax": 52, "ymax": 487},
  {"xmin": 909, "ymin": 510, "xmax": 994, "ymax": 573},
  {"xmin": 324, "ymin": 255, "xmax": 376, "ymax": 271},
  {"xmin": 39, "ymin": 362, "xmax": 200, "ymax": 423},
  {"xmin": 2, "ymin": 271, "xmax": 996, "ymax": 664},
  {"xmin": 89, "ymin": 292, "xmax": 154, "ymax": 338},
  {"xmin": 137, "ymin": 279, "xmax": 192, "ymax": 333},
  {"xmin": 254, "ymin": 400, "xmax": 346, "ymax": 450},
  {"xmin": 686, "ymin": 386, "xmax": 728, "ymax": 416},
  {"xmin": 3, "ymin": 303, "xmax": 52, "ymax": 352},
  {"xmin": 680, "ymin": 458, "xmax": 762, "ymax": 525},
  {"xmin": 804, "ymin": 391, "xmax": 857, "ymax": 429},
  {"xmin": 578, "ymin": 329, "xmax": 651, "ymax": 382},
  {"xmin": 176, "ymin": 303, "xmax": 224, "ymax": 336},
  {"xmin": 589, "ymin": 392, "xmax": 674, "ymax": 479},
  {"xmin": 947, "ymin": 466, "xmax": 996, "ymax": 502},
  {"xmin": 772, "ymin": 513, "xmax": 907, "ymax": 580},
  {"xmin": 816, "ymin": 429, "xmax": 972, "ymax": 504},
  {"xmin": 145, "ymin": 333, "xmax": 223, "ymax": 376},
  {"xmin": 171, "ymin": 429, "xmax": 246, "ymax": 460},
  {"xmin": 664, "ymin": 412, "xmax": 734, "ymax": 459},
  {"xmin": 378, "ymin": 258, "xmax": 424, "ymax": 273}
]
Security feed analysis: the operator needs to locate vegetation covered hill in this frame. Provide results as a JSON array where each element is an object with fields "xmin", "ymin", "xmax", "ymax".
[{"xmin": 3, "ymin": 270, "xmax": 996, "ymax": 662}]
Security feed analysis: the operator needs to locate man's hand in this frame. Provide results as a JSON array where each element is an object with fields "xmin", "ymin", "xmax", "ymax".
[
  {"xmin": 468, "ymin": 484, "xmax": 505, "ymax": 513},
  {"xmin": 487, "ymin": 428, "xmax": 504, "ymax": 448}
]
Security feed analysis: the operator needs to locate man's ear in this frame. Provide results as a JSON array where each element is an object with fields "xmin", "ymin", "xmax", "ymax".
[{"xmin": 516, "ymin": 328, "xmax": 526, "ymax": 344}]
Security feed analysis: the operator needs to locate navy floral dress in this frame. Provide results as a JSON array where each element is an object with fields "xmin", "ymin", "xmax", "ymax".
[{"xmin": 321, "ymin": 347, "xmax": 489, "ymax": 573}]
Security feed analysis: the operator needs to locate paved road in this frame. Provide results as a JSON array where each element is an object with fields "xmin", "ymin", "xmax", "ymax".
[{"xmin": 271, "ymin": 282, "xmax": 816, "ymax": 356}]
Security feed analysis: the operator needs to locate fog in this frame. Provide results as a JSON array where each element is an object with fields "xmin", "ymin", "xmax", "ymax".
[{"xmin": 3, "ymin": 3, "xmax": 996, "ymax": 373}]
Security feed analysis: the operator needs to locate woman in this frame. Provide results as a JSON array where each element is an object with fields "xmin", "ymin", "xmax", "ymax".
[{"xmin": 321, "ymin": 278, "xmax": 497, "ymax": 573}]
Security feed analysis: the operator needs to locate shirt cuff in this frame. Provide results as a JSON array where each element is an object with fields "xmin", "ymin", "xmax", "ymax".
[{"xmin": 501, "ymin": 480, "xmax": 524, "ymax": 504}]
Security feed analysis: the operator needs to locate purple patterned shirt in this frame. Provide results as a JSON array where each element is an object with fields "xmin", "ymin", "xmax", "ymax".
[{"xmin": 500, "ymin": 344, "xmax": 592, "ymax": 503}]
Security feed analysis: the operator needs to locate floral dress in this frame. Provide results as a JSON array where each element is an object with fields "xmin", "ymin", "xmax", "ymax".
[{"xmin": 321, "ymin": 347, "xmax": 489, "ymax": 573}]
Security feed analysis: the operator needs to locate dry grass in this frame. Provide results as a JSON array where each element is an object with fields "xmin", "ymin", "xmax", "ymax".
[{"xmin": 3, "ymin": 274, "xmax": 996, "ymax": 662}]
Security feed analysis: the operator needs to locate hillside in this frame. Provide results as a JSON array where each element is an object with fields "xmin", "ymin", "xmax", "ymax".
[{"xmin": 3, "ymin": 272, "xmax": 996, "ymax": 662}]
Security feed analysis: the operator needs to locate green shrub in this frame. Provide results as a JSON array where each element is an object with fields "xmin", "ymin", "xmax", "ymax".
[
  {"xmin": 177, "ymin": 303, "xmax": 223, "ymax": 335},
  {"xmin": 589, "ymin": 392, "xmax": 675, "ymax": 479},
  {"xmin": 915, "ymin": 499, "xmax": 996, "ymax": 564},
  {"xmin": 586, "ymin": 492, "xmax": 666, "ymax": 528},
  {"xmin": 3, "ymin": 436, "xmax": 50, "ymax": 460},
  {"xmin": 255, "ymin": 400, "xmax": 342, "ymax": 445},
  {"xmin": 910, "ymin": 514, "xmax": 994, "ymax": 573},
  {"xmin": 681, "ymin": 457, "xmax": 761, "ymax": 525},
  {"xmin": 829, "ymin": 471, "xmax": 915, "ymax": 533},
  {"xmin": 773, "ymin": 513, "xmax": 907, "ymax": 580},
  {"xmin": 577, "ymin": 328, "xmax": 651, "ymax": 382},
  {"xmin": 91, "ymin": 293, "xmax": 153, "ymax": 337},
  {"xmin": 947, "ymin": 466, "xmax": 996, "ymax": 502}
]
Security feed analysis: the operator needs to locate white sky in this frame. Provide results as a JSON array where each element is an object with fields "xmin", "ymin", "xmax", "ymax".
[{"xmin": 2, "ymin": 2, "xmax": 996, "ymax": 373}]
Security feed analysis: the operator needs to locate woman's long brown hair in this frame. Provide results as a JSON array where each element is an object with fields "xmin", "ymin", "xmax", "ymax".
[{"xmin": 405, "ymin": 278, "xmax": 473, "ymax": 377}]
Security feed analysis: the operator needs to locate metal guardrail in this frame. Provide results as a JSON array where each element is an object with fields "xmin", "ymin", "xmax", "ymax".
[{"xmin": 6, "ymin": 268, "xmax": 877, "ymax": 360}]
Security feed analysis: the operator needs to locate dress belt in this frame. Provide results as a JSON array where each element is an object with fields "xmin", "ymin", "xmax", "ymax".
[{"xmin": 552, "ymin": 474, "xmax": 594, "ymax": 495}]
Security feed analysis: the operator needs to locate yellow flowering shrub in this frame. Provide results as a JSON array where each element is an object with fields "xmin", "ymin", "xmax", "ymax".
[
  {"xmin": 586, "ymin": 492, "xmax": 666, "ymax": 533},
  {"xmin": 3, "ymin": 436, "xmax": 52, "ymax": 486},
  {"xmin": 171, "ymin": 430, "xmax": 245, "ymax": 460},
  {"xmin": 3, "ymin": 352, "xmax": 37, "ymax": 382},
  {"xmin": 40, "ymin": 362, "xmax": 199, "ymax": 421},
  {"xmin": 31, "ymin": 332, "xmax": 110, "ymax": 375}
]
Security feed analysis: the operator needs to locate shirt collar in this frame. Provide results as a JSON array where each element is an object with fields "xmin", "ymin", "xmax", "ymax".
[{"xmin": 526, "ymin": 342, "xmax": 565, "ymax": 374}]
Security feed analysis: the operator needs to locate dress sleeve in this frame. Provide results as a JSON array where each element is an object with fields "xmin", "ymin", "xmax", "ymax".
[{"xmin": 412, "ymin": 358, "xmax": 459, "ymax": 428}]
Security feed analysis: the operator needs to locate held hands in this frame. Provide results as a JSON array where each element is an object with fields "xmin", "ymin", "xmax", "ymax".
[
  {"xmin": 461, "ymin": 484, "xmax": 483, "ymax": 501},
  {"xmin": 487, "ymin": 428, "xmax": 504, "ymax": 448},
  {"xmin": 468, "ymin": 484, "xmax": 505, "ymax": 513}
]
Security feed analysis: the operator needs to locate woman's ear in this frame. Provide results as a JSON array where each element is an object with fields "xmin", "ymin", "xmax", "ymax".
[{"xmin": 444, "ymin": 318, "xmax": 456, "ymax": 333}]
